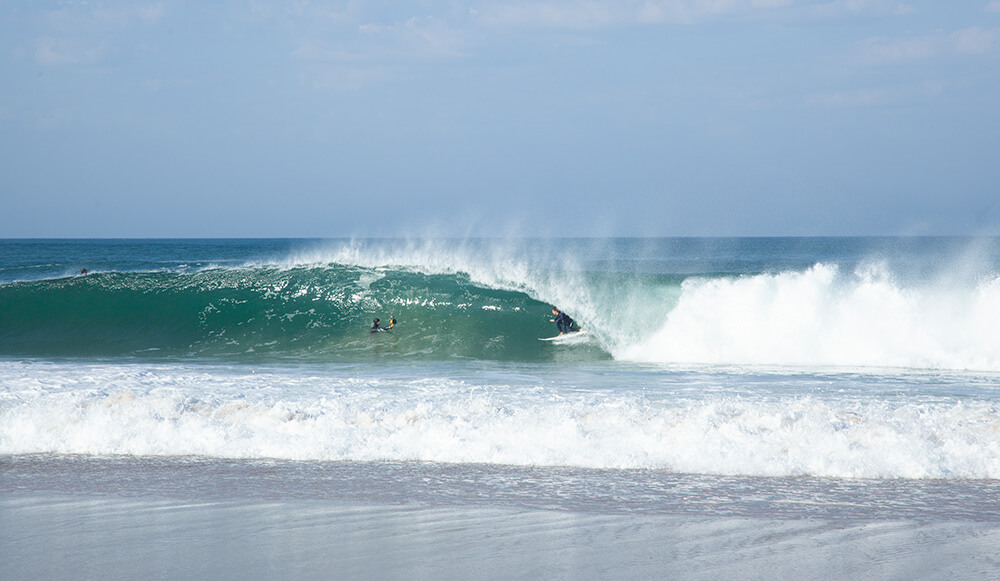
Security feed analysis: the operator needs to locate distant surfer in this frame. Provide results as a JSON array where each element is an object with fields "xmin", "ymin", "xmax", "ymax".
[
  {"xmin": 550, "ymin": 307, "xmax": 580, "ymax": 335},
  {"xmin": 80, "ymin": 268, "xmax": 87, "ymax": 275},
  {"xmin": 371, "ymin": 317, "xmax": 397, "ymax": 333}
]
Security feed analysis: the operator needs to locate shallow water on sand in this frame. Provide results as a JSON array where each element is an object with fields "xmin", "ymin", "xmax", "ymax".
[{"xmin": 3, "ymin": 455, "xmax": 1000, "ymax": 580}]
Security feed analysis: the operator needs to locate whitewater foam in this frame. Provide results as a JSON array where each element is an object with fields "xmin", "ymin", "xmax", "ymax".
[
  {"xmin": 616, "ymin": 263, "xmax": 1000, "ymax": 371},
  {"xmin": 3, "ymin": 362, "xmax": 999, "ymax": 479}
]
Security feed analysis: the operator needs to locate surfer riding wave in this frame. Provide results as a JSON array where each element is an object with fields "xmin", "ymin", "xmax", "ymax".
[{"xmin": 550, "ymin": 307, "xmax": 580, "ymax": 335}]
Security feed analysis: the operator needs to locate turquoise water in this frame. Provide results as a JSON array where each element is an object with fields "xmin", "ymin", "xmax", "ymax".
[{"xmin": 4, "ymin": 237, "xmax": 998, "ymax": 365}]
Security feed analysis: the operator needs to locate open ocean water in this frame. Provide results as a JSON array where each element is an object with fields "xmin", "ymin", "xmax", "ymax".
[{"xmin": 3, "ymin": 237, "xmax": 1000, "ymax": 579}]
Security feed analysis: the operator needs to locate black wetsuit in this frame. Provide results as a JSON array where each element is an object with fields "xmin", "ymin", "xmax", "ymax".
[
  {"xmin": 554, "ymin": 312, "xmax": 576, "ymax": 334},
  {"xmin": 371, "ymin": 320, "xmax": 382, "ymax": 333}
]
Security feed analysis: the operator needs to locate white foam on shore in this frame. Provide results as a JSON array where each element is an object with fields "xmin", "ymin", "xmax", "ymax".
[{"xmin": 3, "ymin": 362, "xmax": 999, "ymax": 479}]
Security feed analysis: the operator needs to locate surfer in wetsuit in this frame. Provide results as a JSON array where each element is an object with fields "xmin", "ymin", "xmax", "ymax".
[
  {"xmin": 372, "ymin": 317, "xmax": 397, "ymax": 333},
  {"xmin": 550, "ymin": 307, "xmax": 579, "ymax": 335}
]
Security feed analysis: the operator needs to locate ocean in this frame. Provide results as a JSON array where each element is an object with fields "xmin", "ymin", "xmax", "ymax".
[{"xmin": 3, "ymin": 237, "xmax": 1000, "ymax": 579}]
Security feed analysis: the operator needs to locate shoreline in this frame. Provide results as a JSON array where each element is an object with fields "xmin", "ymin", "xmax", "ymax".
[
  {"xmin": 6, "ymin": 454, "xmax": 1000, "ymax": 520},
  {"xmin": 3, "ymin": 455, "xmax": 1000, "ymax": 579}
]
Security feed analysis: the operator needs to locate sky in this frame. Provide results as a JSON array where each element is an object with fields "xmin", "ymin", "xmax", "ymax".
[{"xmin": 1, "ymin": 1, "xmax": 998, "ymax": 238}]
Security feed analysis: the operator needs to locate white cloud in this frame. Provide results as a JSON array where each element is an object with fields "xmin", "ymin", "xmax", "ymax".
[{"xmin": 987, "ymin": 1, "xmax": 1000, "ymax": 13}]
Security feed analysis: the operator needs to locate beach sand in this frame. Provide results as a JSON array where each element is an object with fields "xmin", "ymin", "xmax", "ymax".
[{"xmin": 3, "ymin": 455, "xmax": 999, "ymax": 580}]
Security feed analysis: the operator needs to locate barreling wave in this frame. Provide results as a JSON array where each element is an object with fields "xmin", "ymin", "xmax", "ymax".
[
  {"xmin": 3, "ymin": 238, "xmax": 1000, "ymax": 370},
  {"xmin": 0, "ymin": 264, "xmax": 607, "ymax": 362}
]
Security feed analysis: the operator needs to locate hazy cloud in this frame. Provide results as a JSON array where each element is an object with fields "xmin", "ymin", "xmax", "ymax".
[
  {"xmin": 3, "ymin": 1, "xmax": 998, "ymax": 236},
  {"xmin": 812, "ymin": 0, "xmax": 914, "ymax": 17},
  {"xmin": 42, "ymin": 2, "xmax": 166, "ymax": 31},
  {"xmin": 30, "ymin": 2, "xmax": 166, "ymax": 67},
  {"xmin": 952, "ymin": 26, "xmax": 1000, "ymax": 54},
  {"xmin": 470, "ymin": 1, "xmax": 627, "ymax": 28},
  {"xmin": 470, "ymin": 0, "xmax": 795, "ymax": 28},
  {"xmin": 858, "ymin": 26, "xmax": 1000, "ymax": 64},
  {"xmin": 808, "ymin": 80, "xmax": 945, "ymax": 108},
  {"xmin": 34, "ymin": 36, "xmax": 107, "ymax": 66},
  {"xmin": 808, "ymin": 88, "xmax": 886, "ymax": 107},
  {"xmin": 293, "ymin": 16, "xmax": 465, "ymax": 64},
  {"xmin": 361, "ymin": 16, "xmax": 467, "ymax": 58}
]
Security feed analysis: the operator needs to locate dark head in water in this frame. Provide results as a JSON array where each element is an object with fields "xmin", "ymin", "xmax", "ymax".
[{"xmin": 371, "ymin": 318, "xmax": 381, "ymax": 333}]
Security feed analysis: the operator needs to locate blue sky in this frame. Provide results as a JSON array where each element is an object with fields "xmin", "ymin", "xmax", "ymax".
[{"xmin": 2, "ymin": 1, "xmax": 998, "ymax": 237}]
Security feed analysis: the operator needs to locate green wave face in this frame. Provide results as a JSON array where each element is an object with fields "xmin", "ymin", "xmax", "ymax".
[{"xmin": 0, "ymin": 265, "xmax": 610, "ymax": 362}]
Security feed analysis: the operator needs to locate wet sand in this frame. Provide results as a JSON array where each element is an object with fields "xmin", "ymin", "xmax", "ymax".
[{"xmin": 3, "ymin": 455, "xmax": 1000, "ymax": 580}]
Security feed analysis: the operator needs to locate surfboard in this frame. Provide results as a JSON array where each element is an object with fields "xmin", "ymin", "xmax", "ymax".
[{"xmin": 539, "ymin": 330, "xmax": 588, "ymax": 343}]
